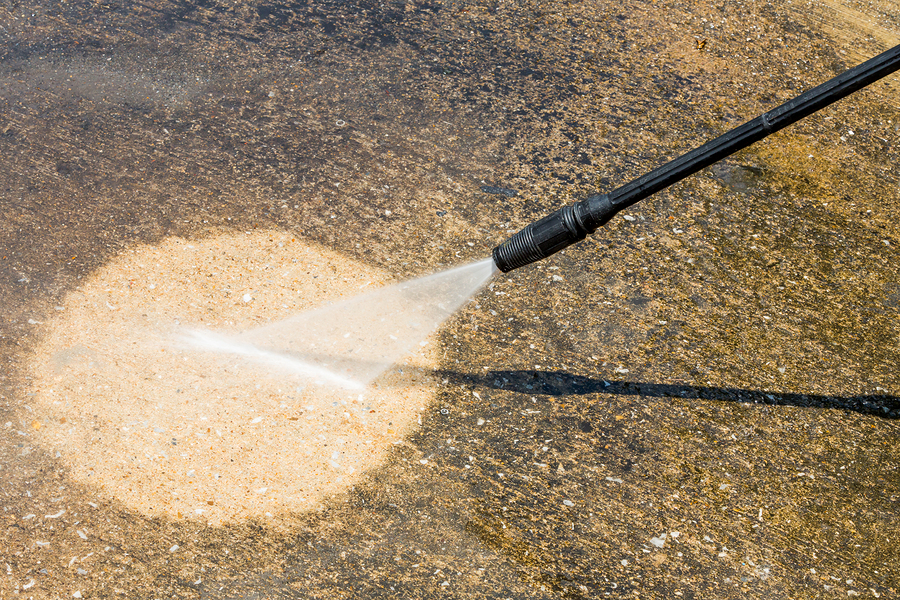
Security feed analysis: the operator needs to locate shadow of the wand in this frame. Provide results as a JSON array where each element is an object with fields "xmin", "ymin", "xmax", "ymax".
[{"xmin": 437, "ymin": 369, "xmax": 899, "ymax": 420}]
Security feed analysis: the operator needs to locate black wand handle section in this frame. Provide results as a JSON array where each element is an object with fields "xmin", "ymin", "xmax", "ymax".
[{"xmin": 492, "ymin": 43, "xmax": 900, "ymax": 273}]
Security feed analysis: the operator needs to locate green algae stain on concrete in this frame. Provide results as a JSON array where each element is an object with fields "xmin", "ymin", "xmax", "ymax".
[{"xmin": 465, "ymin": 514, "xmax": 579, "ymax": 595}]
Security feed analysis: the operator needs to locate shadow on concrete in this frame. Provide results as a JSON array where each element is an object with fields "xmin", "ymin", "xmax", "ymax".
[
  {"xmin": 440, "ymin": 369, "xmax": 900, "ymax": 420},
  {"xmin": 261, "ymin": 351, "xmax": 899, "ymax": 419}
]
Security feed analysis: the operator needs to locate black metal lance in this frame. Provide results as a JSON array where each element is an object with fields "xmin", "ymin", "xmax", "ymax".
[{"xmin": 492, "ymin": 44, "xmax": 900, "ymax": 273}]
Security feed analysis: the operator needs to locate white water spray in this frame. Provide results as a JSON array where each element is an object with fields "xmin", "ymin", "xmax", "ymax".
[{"xmin": 183, "ymin": 257, "xmax": 497, "ymax": 387}]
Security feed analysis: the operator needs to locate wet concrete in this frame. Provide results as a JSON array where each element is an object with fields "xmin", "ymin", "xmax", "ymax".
[{"xmin": 1, "ymin": 0, "xmax": 898, "ymax": 598}]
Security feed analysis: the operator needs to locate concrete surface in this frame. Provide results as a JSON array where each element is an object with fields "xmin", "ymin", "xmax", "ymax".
[{"xmin": 1, "ymin": 0, "xmax": 898, "ymax": 598}]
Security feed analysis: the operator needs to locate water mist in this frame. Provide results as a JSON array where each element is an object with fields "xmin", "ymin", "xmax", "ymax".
[{"xmin": 184, "ymin": 258, "xmax": 497, "ymax": 387}]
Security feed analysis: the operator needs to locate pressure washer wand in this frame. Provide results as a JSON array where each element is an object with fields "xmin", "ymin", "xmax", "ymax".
[{"xmin": 492, "ymin": 44, "xmax": 900, "ymax": 273}]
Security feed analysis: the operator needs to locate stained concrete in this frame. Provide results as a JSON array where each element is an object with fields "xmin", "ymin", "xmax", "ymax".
[{"xmin": 1, "ymin": 1, "xmax": 898, "ymax": 598}]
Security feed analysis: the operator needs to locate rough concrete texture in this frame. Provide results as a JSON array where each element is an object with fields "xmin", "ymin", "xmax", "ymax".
[{"xmin": 1, "ymin": 1, "xmax": 898, "ymax": 598}]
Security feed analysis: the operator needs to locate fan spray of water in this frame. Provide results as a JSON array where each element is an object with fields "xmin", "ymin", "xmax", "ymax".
[{"xmin": 183, "ymin": 258, "xmax": 497, "ymax": 389}]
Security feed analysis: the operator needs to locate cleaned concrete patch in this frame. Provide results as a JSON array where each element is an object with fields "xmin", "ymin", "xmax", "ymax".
[{"xmin": 27, "ymin": 231, "xmax": 436, "ymax": 525}]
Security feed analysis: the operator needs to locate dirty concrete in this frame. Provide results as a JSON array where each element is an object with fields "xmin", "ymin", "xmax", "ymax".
[{"xmin": 1, "ymin": 0, "xmax": 898, "ymax": 598}]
